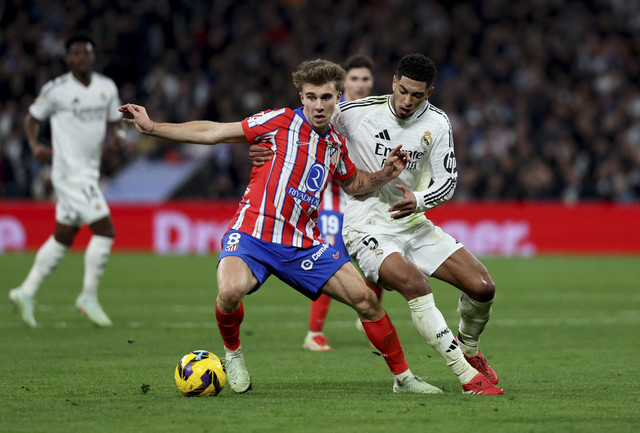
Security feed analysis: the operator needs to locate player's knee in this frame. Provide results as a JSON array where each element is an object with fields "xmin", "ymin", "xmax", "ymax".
[
  {"xmin": 216, "ymin": 278, "xmax": 248, "ymax": 306},
  {"xmin": 89, "ymin": 216, "xmax": 115, "ymax": 238},
  {"xmin": 468, "ymin": 276, "xmax": 496, "ymax": 302},
  {"xmin": 350, "ymin": 287, "xmax": 381, "ymax": 319},
  {"xmin": 104, "ymin": 226, "xmax": 115, "ymax": 238},
  {"xmin": 216, "ymin": 288, "xmax": 244, "ymax": 312}
]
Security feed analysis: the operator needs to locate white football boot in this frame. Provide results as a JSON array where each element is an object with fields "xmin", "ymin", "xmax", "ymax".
[
  {"xmin": 393, "ymin": 376, "xmax": 443, "ymax": 394},
  {"xmin": 224, "ymin": 345, "xmax": 252, "ymax": 393},
  {"xmin": 9, "ymin": 287, "xmax": 37, "ymax": 328},
  {"xmin": 76, "ymin": 295, "xmax": 113, "ymax": 327}
]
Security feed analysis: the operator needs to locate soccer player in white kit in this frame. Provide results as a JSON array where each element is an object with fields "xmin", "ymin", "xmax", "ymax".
[
  {"xmin": 332, "ymin": 53, "xmax": 503, "ymax": 394},
  {"xmin": 9, "ymin": 34, "xmax": 124, "ymax": 328}
]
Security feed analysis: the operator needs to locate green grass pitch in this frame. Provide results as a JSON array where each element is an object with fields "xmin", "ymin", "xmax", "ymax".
[{"xmin": 1, "ymin": 253, "xmax": 639, "ymax": 433}]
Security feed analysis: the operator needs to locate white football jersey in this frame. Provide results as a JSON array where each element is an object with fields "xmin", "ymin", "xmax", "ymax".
[
  {"xmin": 332, "ymin": 95, "xmax": 457, "ymax": 232},
  {"xmin": 29, "ymin": 72, "xmax": 122, "ymax": 182}
]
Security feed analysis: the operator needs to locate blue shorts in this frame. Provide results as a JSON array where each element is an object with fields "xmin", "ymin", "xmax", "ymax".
[
  {"xmin": 218, "ymin": 230, "xmax": 351, "ymax": 300},
  {"xmin": 318, "ymin": 210, "xmax": 348, "ymax": 257}
]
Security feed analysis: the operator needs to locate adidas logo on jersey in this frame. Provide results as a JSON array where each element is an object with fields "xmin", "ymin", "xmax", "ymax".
[{"xmin": 374, "ymin": 129, "xmax": 390, "ymax": 140}]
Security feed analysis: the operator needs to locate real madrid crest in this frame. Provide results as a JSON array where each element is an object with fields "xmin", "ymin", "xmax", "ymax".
[{"xmin": 421, "ymin": 131, "xmax": 432, "ymax": 147}]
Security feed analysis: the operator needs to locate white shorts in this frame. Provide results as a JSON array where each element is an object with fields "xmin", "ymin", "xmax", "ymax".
[
  {"xmin": 53, "ymin": 177, "xmax": 110, "ymax": 227},
  {"xmin": 344, "ymin": 220, "xmax": 463, "ymax": 283}
]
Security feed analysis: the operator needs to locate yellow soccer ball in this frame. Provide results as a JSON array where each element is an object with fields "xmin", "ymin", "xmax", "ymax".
[{"xmin": 174, "ymin": 350, "xmax": 226, "ymax": 396}]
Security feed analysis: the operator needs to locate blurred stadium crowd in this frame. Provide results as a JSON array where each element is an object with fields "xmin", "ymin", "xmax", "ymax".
[{"xmin": 1, "ymin": 0, "xmax": 639, "ymax": 201}]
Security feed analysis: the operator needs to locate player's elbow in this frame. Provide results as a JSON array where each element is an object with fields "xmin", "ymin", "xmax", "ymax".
[{"xmin": 24, "ymin": 113, "xmax": 36, "ymax": 129}]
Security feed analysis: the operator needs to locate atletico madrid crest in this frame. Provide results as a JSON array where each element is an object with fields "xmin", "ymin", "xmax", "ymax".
[{"xmin": 329, "ymin": 146, "xmax": 340, "ymax": 166}]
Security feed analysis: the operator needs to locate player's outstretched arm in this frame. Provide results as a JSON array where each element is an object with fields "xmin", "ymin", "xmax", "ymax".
[
  {"xmin": 337, "ymin": 145, "xmax": 409, "ymax": 196},
  {"xmin": 119, "ymin": 103, "xmax": 246, "ymax": 145}
]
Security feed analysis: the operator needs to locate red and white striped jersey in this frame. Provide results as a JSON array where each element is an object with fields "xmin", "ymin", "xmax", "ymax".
[
  {"xmin": 229, "ymin": 107, "xmax": 356, "ymax": 248},
  {"xmin": 319, "ymin": 179, "xmax": 346, "ymax": 213}
]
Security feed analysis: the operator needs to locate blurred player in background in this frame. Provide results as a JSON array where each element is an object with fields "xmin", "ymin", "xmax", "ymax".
[
  {"xmin": 251, "ymin": 54, "xmax": 503, "ymax": 395},
  {"xmin": 303, "ymin": 55, "xmax": 384, "ymax": 352},
  {"xmin": 9, "ymin": 34, "xmax": 124, "ymax": 328},
  {"xmin": 120, "ymin": 59, "xmax": 444, "ymax": 395}
]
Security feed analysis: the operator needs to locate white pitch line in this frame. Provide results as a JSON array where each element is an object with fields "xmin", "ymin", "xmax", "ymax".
[{"xmin": 1, "ymin": 313, "xmax": 639, "ymax": 329}]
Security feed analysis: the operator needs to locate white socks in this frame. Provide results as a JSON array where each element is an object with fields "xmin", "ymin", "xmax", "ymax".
[
  {"xmin": 81, "ymin": 235, "xmax": 114, "ymax": 301},
  {"xmin": 409, "ymin": 293, "xmax": 477, "ymax": 384},
  {"xmin": 21, "ymin": 236, "xmax": 68, "ymax": 296},
  {"xmin": 457, "ymin": 293, "xmax": 493, "ymax": 357},
  {"xmin": 19, "ymin": 234, "xmax": 112, "ymax": 302}
]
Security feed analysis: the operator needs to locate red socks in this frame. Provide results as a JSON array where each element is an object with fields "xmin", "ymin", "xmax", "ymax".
[
  {"xmin": 215, "ymin": 302, "xmax": 244, "ymax": 351},
  {"xmin": 361, "ymin": 313, "xmax": 409, "ymax": 374},
  {"xmin": 308, "ymin": 294, "xmax": 332, "ymax": 332}
]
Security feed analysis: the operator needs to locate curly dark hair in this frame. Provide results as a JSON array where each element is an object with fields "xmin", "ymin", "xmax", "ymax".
[
  {"xmin": 65, "ymin": 33, "xmax": 95, "ymax": 53},
  {"xmin": 395, "ymin": 54, "xmax": 436, "ymax": 88}
]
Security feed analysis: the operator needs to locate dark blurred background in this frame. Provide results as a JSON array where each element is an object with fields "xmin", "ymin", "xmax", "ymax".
[{"xmin": 1, "ymin": 0, "xmax": 639, "ymax": 202}]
